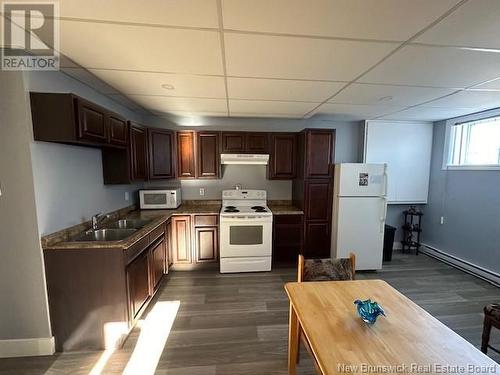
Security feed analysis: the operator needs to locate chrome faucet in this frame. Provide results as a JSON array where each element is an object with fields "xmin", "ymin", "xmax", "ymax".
[{"xmin": 91, "ymin": 213, "xmax": 108, "ymax": 230}]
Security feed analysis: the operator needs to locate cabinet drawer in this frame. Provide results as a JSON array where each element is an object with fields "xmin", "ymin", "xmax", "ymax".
[
  {"xmin": 149, "ymin": 223, "xmax": 165, "ymax": 242},
  {"xmin": 125, "ymin": 236, "xmax": 150, "ymax": 264},
  {"xmin": 194, "ymin": 215, "xmax": 218, "ymax": 227},
  {"xmin": 274, "ymin": 214, "xmax": 302, "ymax": 225}
]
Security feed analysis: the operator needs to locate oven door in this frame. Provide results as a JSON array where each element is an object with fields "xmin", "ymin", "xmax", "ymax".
[{"xmin": 220, "ymin": 216, "xmax": 272, "ymax": 257}]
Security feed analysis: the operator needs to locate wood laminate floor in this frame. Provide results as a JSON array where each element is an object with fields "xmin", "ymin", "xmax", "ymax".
[{"xmin": 0, "ymin": 252, "xmax": 499, "ymax": 374}]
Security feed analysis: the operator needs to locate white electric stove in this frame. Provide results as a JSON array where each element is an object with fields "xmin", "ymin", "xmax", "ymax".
[{"xmin": 219, "ymin": 189, "xmax": 273, "ymax": 273}]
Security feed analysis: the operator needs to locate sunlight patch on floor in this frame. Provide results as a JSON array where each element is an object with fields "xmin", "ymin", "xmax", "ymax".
[{"xmin": 122, "ymin": 300, "xmax": 180, "ymax": 375}]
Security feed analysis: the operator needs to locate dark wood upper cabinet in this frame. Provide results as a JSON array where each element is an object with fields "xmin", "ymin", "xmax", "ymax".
[
  {"xmin": 176, "ymin": 131, "xmax": 196, "ymax": 179},
  {"xmin": 30, "ymin": 92, "xmax": 127, "ymax": 149},
  {"xmin": 222, "ymin": 132, "xmax": 245, "ymax": 153},
  {"xmin": 197, "ymin": 132, "xmax": 220, "ymax": 179},
  {"xmin": 77, "ymin": 99, "xmax": 107, "ymax": 142},
  {"xmin": 221, "ymin": 132, "xmax": 268, "ymax": 154},
  {"xmin": 129, "ymin": 123, "xmax": 148, "ymax": 180},
  {"xmin": 108, "ymin": 115, "xmax": 128, "ymax": 146},
  {"xmin": 148, "ymin": 128, "xmax": 175, "ymax": 180},
  {"xmin": 269, "ymin": 133, "xmax": 296, "ymax": 179},
  {"xmin": 304, "ymin": 129, "xmax": 335, "ymax": 178}
]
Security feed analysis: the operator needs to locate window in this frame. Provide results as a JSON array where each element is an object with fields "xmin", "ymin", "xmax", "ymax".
[{"xmin": 447, "ymin": 116, "xmax": 500, "ymax": 168}]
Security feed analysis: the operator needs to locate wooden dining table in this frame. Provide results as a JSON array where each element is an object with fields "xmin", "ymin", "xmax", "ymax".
[{"xmin": 285, "ymin": 280, "xmax": 499, "ymax": 375}]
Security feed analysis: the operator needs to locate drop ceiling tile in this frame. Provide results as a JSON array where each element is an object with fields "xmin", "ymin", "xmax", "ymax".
[
  {"xmin": 108, "ymin": 94, "xmax": 143, "ymax": 110},
  {"xmin": 224, "ymin": 33, "xmax": 396, "ymax": 81},
  {"xmin": 422, "ymin": 90, "xmax": 500, "ymax": 110},
  {"xmin": 471, "ymin": 77, "xmax": 500, "ymax": 90},
  {"xmin": 227, "ymin": 77, "xmax": 345, "ymax": 102},
  {"xmin": 59, "ymin": 20, "xmax": 223, "ymax": 74},
  {"xmin": 379, "ymin": 106, "xmax": 477, "ymax": 121},
  {"xmin": 60, "ymin": 0, "xmax": 219, "ymax": 28},
  {"xmin": 415, "ymin": 0, "xmax": 500, "ymax": 49},
  {"xmin": 87, "ymin": 69, "xmax": 226, "ymax": 98},
  {"xmin": 330, "ymin": 83, "xmax": 455, "ymax": 106},
  {"xmin": 155, "ymin": 110, "xmax": 228, "ymax": 118},
  {"xmin": 312, "ymin": 103, "xmax": 402, "ymax": 120},
  {"xmin": 359, "ymin": 45, "xmax": 500, "ymax": 88},
  {"xmin": 129, "ymin": 95, "xmax": 228, "ymax": 113},
  {"xmin": 62, "ymin": 68, "xmax": 120, "ymax": 94},
  {"xmin": 229, "ymin": 99, "xmax": 317, "ymax": 116},
  {"xmin": 222, "ymin": 0, "xmax": 459, "ymax": 41}
]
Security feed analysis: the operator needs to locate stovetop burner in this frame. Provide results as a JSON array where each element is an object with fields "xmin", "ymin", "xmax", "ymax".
[
  {"xmin": 225, "ymin": 206, "xmax": 236, "ymax": 209},
  {"xmin": 224, "ymin": 207, "xmax": 240, "ymax": 213},
  {"xmin": 251, "ymin": 206, "xmax": 265, "ymax": 210}
]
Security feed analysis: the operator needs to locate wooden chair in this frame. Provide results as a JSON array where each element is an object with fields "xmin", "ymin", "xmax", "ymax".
[
  {"xmin": 295, "ymin": 253, "xmax": 356, "ymax": 370},
  {"xmin": 482, "ymin": 303, "xmax": 500, "ymax": 355}
]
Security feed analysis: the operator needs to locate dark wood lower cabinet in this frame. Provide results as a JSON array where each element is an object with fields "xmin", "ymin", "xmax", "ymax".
[
  {"xmin": 273, "ymin": 214, "xmax": 303, "ymax": 263},
  {"xmin": 195, "ymin": 227, "xmax": 218, "ymax": 263},
  {"xmin": 172, "ymin": 215, "xmax": 192, "ymax": 264},
  {"xmin": 303, "ymin": 221, "xmax": 331, "ymax": 258},
  {"xmin": 149, "ymin": 237, "xmax": 166, "ymax": 291},
  {"xmin": 127, "ymin": 250, "xmax": 150, "ymax": 319}
]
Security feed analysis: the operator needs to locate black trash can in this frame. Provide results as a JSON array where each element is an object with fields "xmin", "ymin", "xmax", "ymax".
[{"xmin": 383, "ymin": 225, "xmax": 396, "ymax": 262}]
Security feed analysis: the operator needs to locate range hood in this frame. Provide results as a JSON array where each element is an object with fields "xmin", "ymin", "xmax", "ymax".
[{"xmin": 221, "ymin": 154, "xmax": 269, "ymax": 165}]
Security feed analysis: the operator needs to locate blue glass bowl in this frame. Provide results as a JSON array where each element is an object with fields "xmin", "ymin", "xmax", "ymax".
[{"xmin": 354, "ymin": 299, "xmax": 386, "ymax": 324}]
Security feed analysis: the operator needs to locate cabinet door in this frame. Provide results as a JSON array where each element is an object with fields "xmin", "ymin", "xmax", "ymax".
[
  {"xmin": 129, "ymin": 124, "xmax": 148, "ymax": 180},
  {"xmin": 305, "ymin": 129, "xmax": 335, "ymax": 178},
  {"xmin": 172, "ymin": 216, "xmax": 192, "ymax": 264},
  {"xmin": 166, "ymin": 220, "xmax": 173, "ymax": 267},
  {"xmin": 126, "ymin": 251, "xmax": 150, "ymax": 319},
  {"xmin": 195, "ymin": 227, "xmax": 218, "ymax": 263},
  {"xmin": 77, "ymin": 99, "xmax": 107, "ymax": 142},
  {"xmin": 246, "ymin": 133, "xmax": 268, "ymax": 153},
  {"xmin": 197, "ymin": 132, "xmax": 219, "ymax": 179},
  {"xmin": 305, "ymin": 181, "xmax": 332, "ymax": 221},
  {"xmin": 108, "ymin": 114, "xmax": 128, "ymax": 146},
  {"xmin": 221, "ymin": 132, "xmax": 245, "ymax": 153},
  {"xmin": 304, "ymin": 221, "xmax": 331, "ymax": 258},
  {"xmin": 269, "ymin": 133, "xmax": 296, "ymax": 179},
  {"xmin": 177, "ymin": 132, "xmax": 196, "ymax": 178},
  {"xmin": 150, "ymin": 238, "xmax": 165, "ymax": 290},
  {"xmin": 273, "ymin": 215, "xmax": 303, "ymax": 262},
  {"xmin": 148, "ymin": 128, "xmax": 174, "ymax": 179}
]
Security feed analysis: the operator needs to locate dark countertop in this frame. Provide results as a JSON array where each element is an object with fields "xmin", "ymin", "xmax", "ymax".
[{"xmin": 43, "ymin": 203, "xmax": 221, "ymax": 251}]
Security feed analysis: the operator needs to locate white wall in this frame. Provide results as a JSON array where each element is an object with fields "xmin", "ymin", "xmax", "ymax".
[{"xmin": 25, "ymin": 70, "xmax": 144, "ymax": 235}]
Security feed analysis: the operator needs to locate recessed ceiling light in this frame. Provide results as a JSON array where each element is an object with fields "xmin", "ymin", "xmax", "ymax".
[
  {"xmin": 161, "ymin": 84, "xmax": 175, "ymax": 90},
  {"xmin": 378, "ymin": 96, "xmax": 393, "ymax": 102}
]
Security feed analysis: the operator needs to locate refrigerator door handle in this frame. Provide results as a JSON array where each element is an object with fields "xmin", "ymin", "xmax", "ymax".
[{"xmin": 380, "ymin": 197, "xmax": 388, "ymax": 233}]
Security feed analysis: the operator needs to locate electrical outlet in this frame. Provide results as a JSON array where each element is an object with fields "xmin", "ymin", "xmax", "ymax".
[
  {"xmin": 199, "ymin": 188, "xmax": 205, "ymax": 196},
  {"xmin": 125, "ymin": 192, "xmax": 130, "ymax": 201},
  {"xmin": 440, "ymin": 216, "xmax": 444, "ymax": 225}
]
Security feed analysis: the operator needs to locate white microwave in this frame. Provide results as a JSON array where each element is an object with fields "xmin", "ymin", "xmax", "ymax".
[{"xmin": 139, "ymin": 188, "xmax": 181, "ymax": 209}]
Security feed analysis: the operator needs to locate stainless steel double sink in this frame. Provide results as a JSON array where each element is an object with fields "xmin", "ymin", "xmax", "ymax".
[{"xmin": 71, "ymin": 219, "xmax": 152, "ymax": 242}]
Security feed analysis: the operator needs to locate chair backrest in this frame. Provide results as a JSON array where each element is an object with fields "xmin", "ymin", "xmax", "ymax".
[{"xmin": 297, "ymin": 253, "xmax": 356, "ymax": 282}]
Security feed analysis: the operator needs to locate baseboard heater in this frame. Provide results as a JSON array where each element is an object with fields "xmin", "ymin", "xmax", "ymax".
[{"xmin": 420, "ymin": 244, "xmax": 500, "ymax": 287}]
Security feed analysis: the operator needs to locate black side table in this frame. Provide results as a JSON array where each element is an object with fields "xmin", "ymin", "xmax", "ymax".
[{"xmin": 401, "ymin": 208, "xmax": 423, "ymax": 255}]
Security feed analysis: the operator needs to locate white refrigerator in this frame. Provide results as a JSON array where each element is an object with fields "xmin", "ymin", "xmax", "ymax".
[{"xmin": 331, "ymin": 163, "xmax": 388, "ymax": 270}]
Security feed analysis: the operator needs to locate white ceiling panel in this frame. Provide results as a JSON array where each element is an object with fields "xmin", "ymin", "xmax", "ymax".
[
  {"xmin": 60, "ymin": 0, "xmax": 219, "ymax": 28},
  {"xmin": 330, "ymin": 83, "xmax": 455, "ymax": 106},
  {"xmin": 108, "ymin": 94, "xmax": 144, "ymax": 110},
  {"xmin": 379, "ymin": 106, "xmax": 477, "ymax": 121},
  {"xmin": 422, "ymin": 90, "xmax": 500, "ymax": 110},
  {"xmin": 153, "ymin": 110, "xmax": 228, "ymax": 118},
  {"xmin": 86, "ymin": 69, "xmax": 226, "ymax": 98},
  {"xmin": 415, "ymin": 0, "xmax": 500, "ymax": 49},
  {"xmin": 312, "ymin": 103, "xmax": 402, "ymax": 120},
  {"xmin": 224, "ymin": 33, "xmax": 396, "ymax": 81},
  {"xmin": 227, "ymin": 78, "xmax": 345, "ymax": 102},
  {"xmin": 471, "ymin": 77, "xmax": 500, "ymax": 90},
  {"xmin": 129, "ymin": 96, "xmax": 228, "ymax": 114},
  {"xmin": 62, "ymin": 68, "xmax": 120, "ymax": 95},
  {"xmin": 222, "ymin": 0, "xmax": 459, "ymax": 41},
  {"xmin": 59, "ymin": 20, "xmax": 223, "ymax": 74},
  {"xmin": 359, "ymin": 45, "xmax": 500, "ymax": 88},
  {"xmin": 229, "ymin": 100, "xmax": 317, "ymax": 117}
]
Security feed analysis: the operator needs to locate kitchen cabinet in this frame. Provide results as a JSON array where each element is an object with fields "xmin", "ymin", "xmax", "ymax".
[
  {"xmin": 273, "ymin": 214, "xmax": 303, "ymax": 262},
  {"xmin": 269, "ymin": 133, "xmax": 296, "ymax": 179},
  {"xmin": 197, "ymin": 132, "xmax": 220, "ymax": 178},
  {"xmin": 108, "ymin": 114, "xmax": 128, "ymax": 146},
  {"xmin": 171, "ymin": 215, "xmax": 192, "ymax": 264},
  {"xmin": 149, "ymin": 237, "xmax": 166, "ymax": 291},
  {"xmin": 129, "ymin": 123, "xmax": 148, "ymax": 181},
  {"xmin": 127, "ymin": 250, "xmax": 150, "ymax": 319},
  {"xmin": 167, "ymin": 219, "xmax": 173, "ymax": 267},
  {"xmin": 148, "ymin": 127, "xmax": 175, "ymax": 180},
  {"xmin": 193, "ymin": 215, "xmax": 218, "ymax": 263},
  {"xmin": 30, "ymin": 92, "xmax": 128, "ymax": 149},
  {"xmin": 292, "ymin": 129, "xmax": 335, "ymax": 258},
  {"xmin": 177, "ymin": 131, "xmax": 196, "ymax": 179},
  {"xmin": 221, "ymin": 132, "xmax": 268, "ymax": 154}
]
